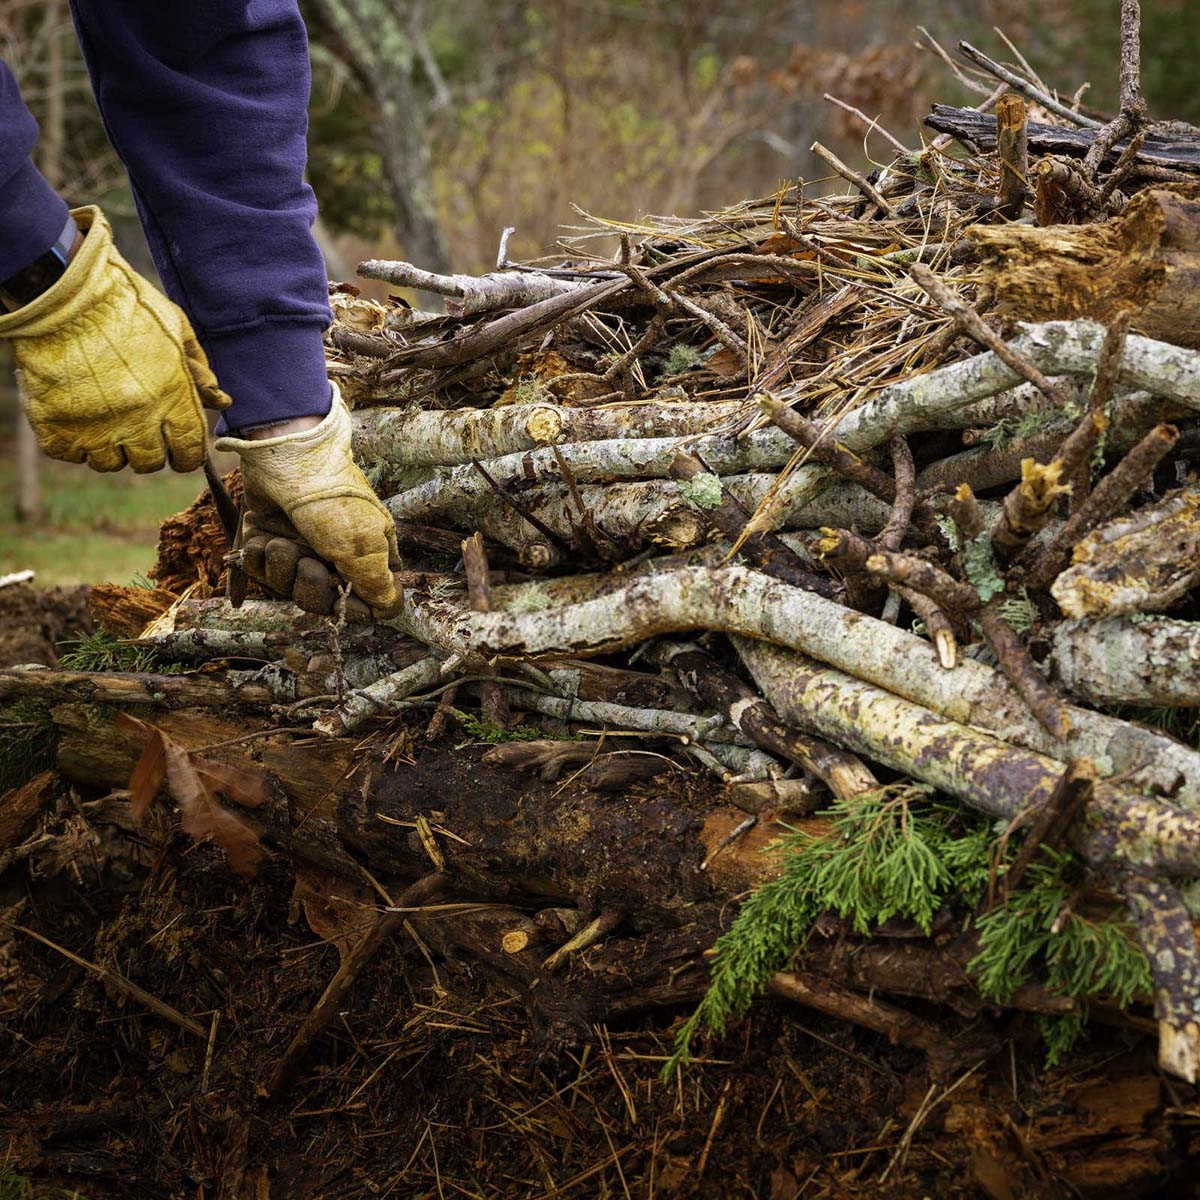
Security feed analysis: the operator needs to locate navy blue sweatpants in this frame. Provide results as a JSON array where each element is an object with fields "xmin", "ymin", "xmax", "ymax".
[{"xmin": 0, "ymin": 1, "xmax": 332, "ymax": 430}]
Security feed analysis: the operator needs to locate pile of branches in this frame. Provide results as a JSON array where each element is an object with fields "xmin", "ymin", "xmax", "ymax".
[{"xmin": 5, "ymin": 9, "xmax": 1200, "ymax": 1099}]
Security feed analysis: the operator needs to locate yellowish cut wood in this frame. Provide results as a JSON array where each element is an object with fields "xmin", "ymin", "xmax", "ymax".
[{"xmin": 970, "ymin": 188, "xmax": 1200, "ymax": 348}]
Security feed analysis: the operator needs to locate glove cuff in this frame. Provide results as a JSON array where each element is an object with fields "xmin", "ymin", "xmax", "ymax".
[
  {"xmin": 214, "ymin": 380, "xmax": 346, "ymax": 457},
  {"xmin": 0, "ymin": 206, "xmax": 114, "ymax": 337}
]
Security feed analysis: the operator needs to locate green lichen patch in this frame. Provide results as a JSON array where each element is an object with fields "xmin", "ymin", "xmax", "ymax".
[{"xmin": 677, "ymin": 472, "xmax": 724, "ymax": 510}]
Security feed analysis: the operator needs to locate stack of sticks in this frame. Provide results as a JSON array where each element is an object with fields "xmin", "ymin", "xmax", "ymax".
[{"xmin": 7, "ymin": 13, "xmax": 1200, "ymax": 1084}]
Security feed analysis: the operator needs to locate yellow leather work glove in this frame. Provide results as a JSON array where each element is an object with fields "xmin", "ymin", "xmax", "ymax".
[
  {"xmin": 215, "ymin": 385, "xmax": 401, "ymax": 616},
  {"xmin": 0, "ymin": 206, "xmax": 229, "ymax": 473}
]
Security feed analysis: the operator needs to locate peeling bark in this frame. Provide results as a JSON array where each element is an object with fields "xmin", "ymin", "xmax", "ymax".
[
  {"xmin": 1118, "ymin": 874, "xmax": 1200, "ymax": 1083},
  {"xmin": 1048, "ymin": 617, "xmax": 1200, "ymax": 706},
  {"xmin": 382, "ymin": 565, "xmax": 1200, "ymax": 804},
  {"xmin": 731, "ymin": 636, "xmax": 1200, "ymax": 877},
  {"xmin": 1051, "ymin": 485, "xmax": 1200, "ymax": 618}
]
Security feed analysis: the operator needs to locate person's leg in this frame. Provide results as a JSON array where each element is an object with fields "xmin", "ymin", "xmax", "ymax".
[
  {"xmin": 0, "ymin": 61, "xmax": 72, "ymax": 279},
  {"xmin": 67, "ymin": 0, "xmax": 331, "ymax": 431}
]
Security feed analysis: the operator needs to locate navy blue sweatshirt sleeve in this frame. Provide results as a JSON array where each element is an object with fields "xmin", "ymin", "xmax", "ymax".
[
  {"xmin": 1, "ymin": 2, "xmax": 333, "ymax": 430},
  {"xmin": 0, "ymin": 62, "xmax": 72, "ymax": 279}
]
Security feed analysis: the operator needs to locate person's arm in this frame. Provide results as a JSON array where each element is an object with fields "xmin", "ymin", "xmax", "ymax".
[
  {"xmin": 1, "ymin": 6, "xmax": 397, "ymax": 612},
  {"xmin": 0, "ymin": 60, "xmax": 72, "ymax": 283},
  {"xmin": 68, "ymin": 0, "xmax": 333, "ymax": 433}
]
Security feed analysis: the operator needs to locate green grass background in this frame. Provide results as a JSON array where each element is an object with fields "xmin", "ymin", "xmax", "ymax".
[{"xmin": 0, "ymin": 443, "xmax": 202, "ymax": 587}]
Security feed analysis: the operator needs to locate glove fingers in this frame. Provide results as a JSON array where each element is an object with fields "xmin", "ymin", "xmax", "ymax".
[
  {"xmin": 161, "ymin": 411, "xmax": 207, "ymax": 474},
  {"xmin": 243, "ymin": 534, "xmax": 270, "ymax": 583},
  {"xmin": 287, "ymin": 503, "xmax": 399, "ymax": 612},
  {"xmin": 264, "ymin": 537, "xmax": 302, "ymax": 597},
  {"xmin": 331, "ymin": 546, "xmax": 398, "ymax": 612},
  {"xmin": 242, "ymin": 502, "xmax": 303, "ymax": 545},
  {"xmin": 121, "ymin": 431, "xmax": 168, "ymax": 475},
  {"xmin": 344, "ymin": 594, "xmax": 373, "ymax": 624},
  {"xmin": 85, "ymin": 444, "xmax": 126, "ymax": 473},
  {"xmin": 183, "ymin": 331, "xmax": 232, "ymax": 412},
  {"xmin": 293, "ymin": 557, "xmax": 337, "ymax": 615}
]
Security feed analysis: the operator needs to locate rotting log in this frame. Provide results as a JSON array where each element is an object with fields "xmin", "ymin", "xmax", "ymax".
[
  {"xmin": 40, "ymin": 697, "xmax": 782, "ymax": 931},
  {"xmin": 0, "ymin": 666, "xmax": 286, "ymax": 709},
  {"xmin": 970, "ymin": 189, "xmax": 1200, "ymax": 347},
  {"xmin": 923, "ymin": 104, "xmax": 1200, "ymax": 174}
]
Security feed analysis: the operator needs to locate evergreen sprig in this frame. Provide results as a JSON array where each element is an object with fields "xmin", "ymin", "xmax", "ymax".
[{"xmin": 666, "ymin": 789, "xmax": 1151, "ymax": 1079}]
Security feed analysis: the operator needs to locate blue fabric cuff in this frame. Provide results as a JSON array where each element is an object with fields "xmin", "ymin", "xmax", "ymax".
[
  {"xmin": 206, "ymin": 319, "xmax": 333, "ymax": 434},
  {"xmin": 0, "ymin": 159, "xmax": 71, "ymax": 280}
]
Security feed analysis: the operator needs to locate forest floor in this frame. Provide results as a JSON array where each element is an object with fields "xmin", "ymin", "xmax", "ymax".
[{"xmin": 1, "ymin": 727, "xmax": 1197, "ymax": 1200}]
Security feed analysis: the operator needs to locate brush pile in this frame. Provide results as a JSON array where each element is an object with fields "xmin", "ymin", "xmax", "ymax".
[{"xmin": 4, "ymin": 17, "xmax": 1200, "ymax": 1195}]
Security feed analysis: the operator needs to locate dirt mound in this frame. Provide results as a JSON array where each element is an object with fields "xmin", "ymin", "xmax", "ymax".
[
  {"xmin": 0, "ymin": 583, "xmax": 91, "ymax": 668},
  {"xmin": 1, "ymin": 745, "xmax": 1193, "ymax": 1200}
]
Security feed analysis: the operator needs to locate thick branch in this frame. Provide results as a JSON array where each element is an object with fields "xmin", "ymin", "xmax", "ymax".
[
  {"xmin": 732, "ymin": 636, "xmax": 1200, "ymax": 877},
  {"xmin": 355, "ymin": 261, "xmax": 585, "ymax": 316},
  {"xmin": 384, "ymin": 565, "xmax": 1200, "ymax": 805},
  {"xmin": 1048, "ymin": 617, "xmax": 1200, "ymax": 707}
]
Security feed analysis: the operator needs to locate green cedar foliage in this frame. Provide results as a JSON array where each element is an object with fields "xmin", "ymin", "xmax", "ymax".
[
  {"xmin": 666, "ymin": 786, "xmax": 1149, "ymax": 1078},
  {"xmin": 453, "ymin": 710, "xmax": 545, "ymax": 744},
  {"xmin": 56, "ymin": 628, "xmax": 176, "ymax": 674}
]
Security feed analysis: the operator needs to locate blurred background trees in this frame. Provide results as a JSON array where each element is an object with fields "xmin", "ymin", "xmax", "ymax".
[
  {"xmin": 299, "ymin": 0, "xmax": 1200, "ymax": 272},
  {"xmin": 1, "ymin": 0, "xmax": 1198, "ymax": 575}
]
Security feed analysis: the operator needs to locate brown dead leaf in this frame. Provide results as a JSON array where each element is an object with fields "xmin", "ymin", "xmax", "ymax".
[
  {"xmin": 162, "ymin": 738, "xmax": 266, "ymax": 878},
  {"xmin": 970, "ymin": 1148, "xmax": 1016, "ymax": 1200},
  {"xmin": 192, "ymin": 757, "xmax": 268, "ymax": 810},
  {"xmin": 756, "ymin": 233, "xmax": 802, "ymax": 256},
  {"xmin": 768, "ymin": 1166, "xmax": 801, "ymax": 1200},
  {"xmin": 290, "ymin": 867, "xmax": 376, "ymax": 963},
  {"xmin": 0, "ymin": 770, "xmax": 55, "ymax": 850},
  {"xmin": 705, "ymin": 347, "xmax": 745, "ymax": 378},
  {"xmin": 126, "ymin": 731, "xmax": 167, "ymax": 824}
]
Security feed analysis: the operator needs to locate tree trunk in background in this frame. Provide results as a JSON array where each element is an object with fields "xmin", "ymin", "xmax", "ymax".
[
  {"xmin": 309, "ymin": 0, "xmax": 451, "ymax": 278},
  {"xmin": 15, "ymin": 0, "xmax": 65, "ymax": 524}
]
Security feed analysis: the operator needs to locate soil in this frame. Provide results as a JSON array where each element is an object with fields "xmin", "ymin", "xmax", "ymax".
[
  {"xmin": 0, "ymin": 582, "xmax": 91, "ymax": 668},
  {"xmin": 2, "ymin": 738, "xmax": 1198, "ymax": 1200}
]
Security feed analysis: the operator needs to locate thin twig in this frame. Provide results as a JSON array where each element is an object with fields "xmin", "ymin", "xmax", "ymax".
[
  {"xmin": 4, "ymin": 920, "xmax": 206, "ymax": 1039},
  {"xmin": 957, "ymin": 42, "xmax": 1103, "ymax": 128},
  {"xmin": 909, "ymin": 264, "xmax": 1073, "ymax": 409},
  {"xmin": 810, "ymin": 141, "xmax": 893, "ymax": 215}
]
